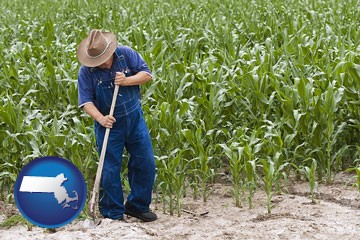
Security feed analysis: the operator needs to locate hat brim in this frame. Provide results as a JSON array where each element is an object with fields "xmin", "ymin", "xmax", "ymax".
[{"xmin": 77, "ymin": 32, "xmax": 117, "ymax": 67}]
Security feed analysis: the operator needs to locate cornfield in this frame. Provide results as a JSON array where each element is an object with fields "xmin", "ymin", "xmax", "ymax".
[{"xmin": 1, "ymin": 0, "xmax": 359, "ymax": 216}]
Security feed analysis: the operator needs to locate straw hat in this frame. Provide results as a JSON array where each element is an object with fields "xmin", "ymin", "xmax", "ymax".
[{"xmin": 77, "ymin": 29, "xmax": 117, "ymax": 67}]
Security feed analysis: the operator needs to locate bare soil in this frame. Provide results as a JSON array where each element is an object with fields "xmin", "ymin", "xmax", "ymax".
[{"xmin": 0, "ymin": 172, "xmax": 359, "ymax": 240}]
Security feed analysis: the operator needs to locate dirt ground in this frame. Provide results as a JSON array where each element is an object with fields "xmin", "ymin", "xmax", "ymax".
[{"xmin": 0, "ymin": 172, "xmax": 359, "ymax": 240}]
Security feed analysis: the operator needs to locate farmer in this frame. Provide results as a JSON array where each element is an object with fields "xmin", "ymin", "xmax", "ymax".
[{"xmin": 76, "ymin": 29, "xmax": 157, "ymax": 222}]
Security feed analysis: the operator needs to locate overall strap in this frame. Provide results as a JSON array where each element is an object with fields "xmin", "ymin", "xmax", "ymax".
[
  {"xmin": 115, "ymin": 47, "xmax": 129, "ymax": 75},
  {"xmin": 114, "ymin": 46, "xmax": 141, "ymax": 100}
]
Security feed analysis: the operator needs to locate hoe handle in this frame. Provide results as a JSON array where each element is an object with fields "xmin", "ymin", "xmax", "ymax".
[{"xmin": 89, "ymin": 84, "xmax": 120, "ymax": 216}]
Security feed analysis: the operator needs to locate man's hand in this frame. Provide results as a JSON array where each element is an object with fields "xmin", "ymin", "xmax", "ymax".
[
  {"xmin": 99, "ymin": 115, "xmax": 116, "ymax": 128},
  {"xmin": 115, "ymin": 72, "xmax": 127, "ymax": 86},
  {"xmin": 83, "ymin": 103, "xmax": 116, "ymax": 128}
]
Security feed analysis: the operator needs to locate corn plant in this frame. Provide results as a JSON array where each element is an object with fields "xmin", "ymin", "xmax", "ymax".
[
  {"xmin": 300, "ymin": 158, "xmax": 318, "ymax": 203},
  {"xmin": 345, "ymin": 164, "xmax": 360, "ymax": 192},
  {"xmin": 244, "ymin": 159, "xmax": 257, "ymax": 209},
  {"xmin": 242, "ymin": 131, "xmax": 262, "ymax": 209},
  {"xmin": 219, "ymin": 143, "xmax": 245, "ymax": 208},
  {"xmin": 356, "ymin": 167, "xmax": 360, "ymax": 192},
  {"xmin": 182, "ymin": 123, "xmax": 216, "ymax": 202},
  {"xmin": 261, "ymin": 159, "xmax": 275, "ymax": 214},
  {"xmin": 156, "ymin": 149, "xmax": 188, "ymax": 216},
  {"xmin": 321, "ymin": 83, "xmax": 345, "ymax": 183}
]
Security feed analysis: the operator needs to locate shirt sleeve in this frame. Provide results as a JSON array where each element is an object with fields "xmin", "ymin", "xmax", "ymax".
[
  {"xmin": 77, "ymin": 66, "xmax": 95, "ymax": 108},
  {"xmin": 123, "ymin": 46, "xmax": 152, "ymax": 76}
]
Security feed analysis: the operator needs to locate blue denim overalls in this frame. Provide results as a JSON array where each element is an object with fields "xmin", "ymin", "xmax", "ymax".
[{"xmin": 92, "ymin": 48, "xmax": 155, "ymax": 219}]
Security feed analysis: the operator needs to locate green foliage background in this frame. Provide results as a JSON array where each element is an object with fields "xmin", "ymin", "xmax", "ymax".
[{"xmin": 0, "ymin": 0, "xmax": 359, "ymax": 209}]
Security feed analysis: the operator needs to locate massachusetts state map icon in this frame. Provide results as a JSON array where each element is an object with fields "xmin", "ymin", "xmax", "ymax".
[{"xmin": 14, "ymin": 156, "xmax": 87, "ymax": 228}]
